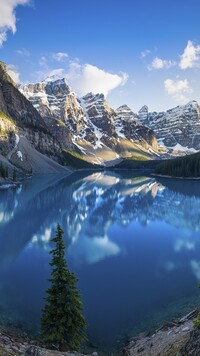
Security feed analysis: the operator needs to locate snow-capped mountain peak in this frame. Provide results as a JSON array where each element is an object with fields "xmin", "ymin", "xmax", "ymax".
[
  {"xmin": 138, "ymin": 100, "xmax": 200, "ymax": 151},
  {"xmin": 138, "ymin": 105, "xmax": 149, "ymax": 121},
  {"xmin": 20, "ymin": 77, "xmax": 159, "ymax": 164},
  {"xmin": 115, "ymin": 104, "xmax": 138, "ymax": 122}
]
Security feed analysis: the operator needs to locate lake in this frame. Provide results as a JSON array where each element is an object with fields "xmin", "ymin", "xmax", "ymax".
[{"xmin": 0, "ymin": 171, "xmax": 200, "ymax": 355}]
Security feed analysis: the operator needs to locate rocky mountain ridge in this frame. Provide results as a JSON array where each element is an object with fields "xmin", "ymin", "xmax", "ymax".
[
  {"xmin": 0, "ymin": 62, "xmax": 70, "ymax": 174},
  {"xmin": 21, "ymin": 76, "xmax": 200, "ymax": 162},
  {"xmin": 20, "ymin": 77, "xmax": 161, "ymax": 165},
  {"xmin": 2, "ymin": 59, "xmax": 200, "ymax": 173},
  {"xmin": 138, "ymin": 101, "xmax": 200, "ymax": 152}
]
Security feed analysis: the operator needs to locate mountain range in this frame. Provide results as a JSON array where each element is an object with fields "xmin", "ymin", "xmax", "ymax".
[
  {"xmin": 1, "ymin": 61, "xmax": 200, "ymax": 174},
  {"xmin": 20, "ymin": 77, "xmax": 160, "ymax": 166},
  {"xmin": 138, "ymin": 101, "xmax": 200, "ymax": 152}
]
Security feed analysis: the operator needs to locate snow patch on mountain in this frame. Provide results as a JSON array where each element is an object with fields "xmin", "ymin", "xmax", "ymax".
[
  {"xmin": 138, "ymin": 100, "xmax": 200, "ymax": 151},
  {"xmin": 20, "ymin": 77, "xmax": 160, "ymax": 163}
]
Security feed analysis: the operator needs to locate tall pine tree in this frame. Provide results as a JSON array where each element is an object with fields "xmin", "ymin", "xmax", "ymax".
[{"xmin": 40, "ymin": 224, "xmax": 87, "ymax": 351}]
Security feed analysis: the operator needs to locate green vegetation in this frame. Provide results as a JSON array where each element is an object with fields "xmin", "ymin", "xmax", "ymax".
[
  {"xmin": 155, "ymin": 152, "xmax": 200, "ymax": 177},
  {"xmin": 0, "ymin": 111, "xmax": 14, "ymax": 124},
  {"xmin": 55, "ymin": 119, "xmax": 66, "ymax": 127},
  {"xmin": 0, "ymin": 112, "xmax": 15, "ymax": 135},
  {"xmin": 62, "ymin": 149, "xmax": 102, "ymax": 169},
  {"xmin": 115, "ymin": 157, "xmax": 160, "ymax": 169},
  {"xmin": 116, "ymin": 151, "xmax": 200, "ymax": 177},
  {"xmin": 40, "ymin": 225, "xmax": 87, "ymax": 352},
  {"xmin": 0, "ymin": 60, "xmax": 6, "ymax": 66}
]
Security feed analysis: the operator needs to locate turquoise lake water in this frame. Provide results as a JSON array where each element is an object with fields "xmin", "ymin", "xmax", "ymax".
[{"xmin": 1, "ymin": 171, "xmax": 200, "ymax": 354}]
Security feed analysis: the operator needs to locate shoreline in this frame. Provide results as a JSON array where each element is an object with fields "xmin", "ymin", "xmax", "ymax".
[
  {"xmin": 152, "ymin": 173, "xmax": 200, "ymax": 180},
  {"xmin": 0, "ymin": 176, "xmax": 30, "ymax": 190},
  {"xmin": 122, "ymin": 309, "xmax": 199, "ymax": 356},
  {"xmin": 0, "ymin": 331, "xmax": 98, "ymax": 356},
  {"xmin": 0, "ymin": 308, "xmax": 199, "ymax": 356}
]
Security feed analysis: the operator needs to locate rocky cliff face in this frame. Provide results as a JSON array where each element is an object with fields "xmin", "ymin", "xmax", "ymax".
[
  {"xmin": 0, "ymin": 63, "xmax": 159, "ymax": 171},
  {"xmin": 0, "ymin": 62, "xmax": 71, "ymax": 174},
  {"xmin": 21, "ymin": 79, "xmax": 159, "ymax": 163},
  {"xmin": 3, "ymin": 58, "xmax": 200, "ymax": 171},
  {"xmin": 0, "ymin": 62, "xmax": 61, "ymax": 157},
  {"xmin": 0, "ymin": 112, "xmax": 16, "ymax": 157},
  {"xmin": 21, "ymin": 79, "xmax": 86, "ymax": 133},
  {"xmin": 115, "ymin": 104, "xmax": 158, "ymax": 149},
  {"xmin": 138, "ymin": 101, "xmax": 200, "ymax": 152}
]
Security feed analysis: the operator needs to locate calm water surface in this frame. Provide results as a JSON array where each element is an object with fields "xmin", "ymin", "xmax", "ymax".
[{"xmin": 1, "ymin": 171, "xmax": 200, "ymax": 354}]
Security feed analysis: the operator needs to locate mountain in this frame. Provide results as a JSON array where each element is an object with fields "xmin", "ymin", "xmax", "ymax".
[
  {"xmin": 3, "ymin": 59, "xmax": 200, "ymax": 174},
  {"xmin": 138, "ymin": 101, "xmax": 200, "ymax": 153},
  {"xmin": 0, "ymin": 62, "xmax": 70, "ymax": 174},
  {"xmin": 20, "ymin": 78, "xmax": 160, "ymax": 166}
]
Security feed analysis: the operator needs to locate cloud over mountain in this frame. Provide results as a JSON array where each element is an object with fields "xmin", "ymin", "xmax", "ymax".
[
  {"xmin": 35, "ymin": 58, "xmax": 129, "ymax": 97},
  {"xmin": 164, "ymin": 78, "xmax": 192, "ymax": 104},
  {"xmin": 66, "ymin": 62, "xmax": 128, "ymax": 97}
]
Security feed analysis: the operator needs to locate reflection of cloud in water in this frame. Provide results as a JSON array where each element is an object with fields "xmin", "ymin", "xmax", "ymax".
[
  {"xmin": 31, "ymin": 224, "xmax": 57, "ymax": 250},
  {"xmin": 164, "ymin": 261, "xmax": 176, "ymax": 272},
  {"xmin": 32, "ymin": 227, "xmax": 53, "ymax": 244},
  {"xmin": 0, "ymin": 210, "xmax": 14, "ymax": 224},
  {"xmin": 69, "ymin": 234, "xmax": 120, "ymax": 265},
  {"xmin": 191, "ymin": 260, "xmax": 200, "ymax": 280},
  {"xmin": 174, "ymin": 239, "xmax": 195, "ymax": 252}
]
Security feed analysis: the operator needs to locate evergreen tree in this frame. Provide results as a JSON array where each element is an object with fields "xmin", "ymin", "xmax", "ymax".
[{"xmin": 40, "ymin": 225, "xmax": 87, "ymax": 351}]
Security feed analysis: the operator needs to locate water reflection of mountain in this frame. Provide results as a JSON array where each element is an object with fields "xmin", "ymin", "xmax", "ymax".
[{"xmin": 1, "ymin": 171, "xmax": 200, "ymax": 264}]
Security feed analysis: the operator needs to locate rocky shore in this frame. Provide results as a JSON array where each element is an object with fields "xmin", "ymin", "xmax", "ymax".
[
  {"xmin": 0, "ymin": 332, "xmax": 98, "ymax": 356},
  {"xmin": 123, "ymin": 309, "xmax": 199, "ymax": 356},
  {"xmin": 1, "ymin": 310, "xmax": 200, "ymax": 355}
]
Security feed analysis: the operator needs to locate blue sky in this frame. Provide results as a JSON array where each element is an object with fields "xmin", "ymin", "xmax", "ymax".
[{"xmin": 1, "ymin": 0, "xmax": 200, "ymax": 111}]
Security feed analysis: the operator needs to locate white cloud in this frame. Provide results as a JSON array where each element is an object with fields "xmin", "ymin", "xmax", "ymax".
[
  {"xmin": 0, "ymin": 0, "xmax": 30, "ymax": 47},
  {"xmin": 140, "ymin": 49, "xmax": 151, "ymax": 58},
  {"xmin": 0, "ymin": 32, "xmax": 7, "ymax": 47},
  {"xmin": 34, "ymin": 57, "xmax": 128, "ymax": 97},
  {"xmin": 180, "ymin": 40, "xmax": 200, "ymax": 69},
  {"xmin": 34, "ymin": 68, "xmax": 66, "ymax": 82},
  {"xmin": 66, "ymin": 62, "xmax": 128, "ymax": 97},
  {"xmin": 16, "ymin": 48, "xmax": 30, "ymax": 57},
  {"xmin": 7, "ymin": 64, "xmax": 20, "ymax": 84},
  {"xmin": 44, "ymin": 68, "xmax": 66, "ymax": 81},
  {"xmin": 52, "ymin": 52, "xmax": 68, "ymax": 62},
  {"xmin": 148, "ymin": 57, "xmax": 176, "ymax": 70},
  {"xmin": 164, "ymin": 79, "xmax": 189, "ymax": 94},
  {"xmin": 164, "ymin": 78, "xmax": 192, "ymax": 104}
]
